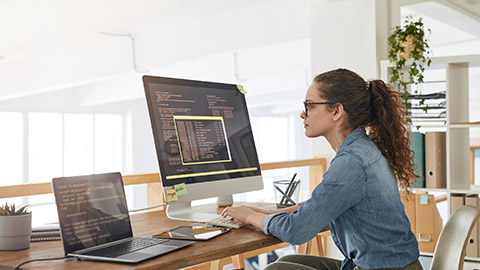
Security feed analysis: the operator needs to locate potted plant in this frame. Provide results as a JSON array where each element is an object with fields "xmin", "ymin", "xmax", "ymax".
[
  {"xmin": 387, "ymin": 15, "xmax": 432, "ymax": 123},
  {"xmin": 0, "ymin": 203, "xmax": 32, "ymax": 250}
]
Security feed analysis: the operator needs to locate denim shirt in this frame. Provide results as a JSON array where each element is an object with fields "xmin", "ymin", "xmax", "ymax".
[{"xmin": 261, "ymin": 127, "xmax": 419, "ymax": 270}]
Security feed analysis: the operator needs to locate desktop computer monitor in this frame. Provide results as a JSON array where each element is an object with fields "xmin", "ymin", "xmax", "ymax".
[{"xmin": 143, "ymin": 75, "xmax": 263, "ymax": 222}]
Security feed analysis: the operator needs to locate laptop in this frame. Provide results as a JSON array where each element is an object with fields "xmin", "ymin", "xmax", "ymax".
[{"xmin": 52, "ymin": 172, "xmax": 194, "ymax": 263}]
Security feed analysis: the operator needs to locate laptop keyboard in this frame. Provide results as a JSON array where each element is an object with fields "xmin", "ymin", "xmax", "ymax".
[{"xmin": 81, "ymin": 237, "xmax": 170, "ymax": 258}]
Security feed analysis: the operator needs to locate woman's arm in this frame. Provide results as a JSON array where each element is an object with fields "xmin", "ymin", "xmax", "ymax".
[{"xmin": 245, "ymin": 205, "xmax": 301, "ymax": 215}]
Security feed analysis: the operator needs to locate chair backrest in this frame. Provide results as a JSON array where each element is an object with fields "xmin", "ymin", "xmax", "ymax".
[{"xmin": 430, "ymin": 205, "xmax": 480, "ymax": 270}]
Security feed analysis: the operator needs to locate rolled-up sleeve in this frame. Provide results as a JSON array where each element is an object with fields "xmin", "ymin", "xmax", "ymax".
[
  {"xmin": 261, "ymin": 213, "xmax": 283, "ymax": 235},
  {"xmin": 265, "ymin": 152, "xmax": 366, "ymax": 245}
]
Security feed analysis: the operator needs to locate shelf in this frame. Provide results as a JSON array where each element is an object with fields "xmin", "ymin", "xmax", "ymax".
[
  {"xmin": 430, "ymin": 54, "xmax": 480, "ymax": 65},
  {"xmin": 419, "ymin": 251, "xmax": 434, "ymax": 257},
  {"xmin": 449, "ymin": 189, "xmax": 480, "ymax": 195},
  {"xmin": 382, "ymin": 54, "xmax": 480, "ymax": 260},
  {"xmin": 412, "ymin": 188, "xmax": 447, "ymax": 193},
  {"xmin": 465, "ymin": 256, "xmax": 480, "ymax": 263},
  {"xmin": 410, "ymin": 122, "xmax": 480, "ymax": 128},
  {"xmin": 449, "ymin": 122, "xmax": 480, "ymax": 128}
]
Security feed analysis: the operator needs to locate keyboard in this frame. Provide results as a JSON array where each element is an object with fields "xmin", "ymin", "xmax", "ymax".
[
  {"xmin": 81, "ymin": 237, "xmax": 169, "ymax": 258},
  {"xmin": 207, "ymin": 216, "xmax": 244, "ymax": 229}
]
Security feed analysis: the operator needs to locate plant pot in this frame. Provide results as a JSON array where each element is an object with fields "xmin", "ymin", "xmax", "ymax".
[
  {"xmin": 397, "ymin": 35, "xmax": 424, "ymax": 60},
  {"xmin": 0, "ymin": 213, "xmax": 32, "ymax": 250}
]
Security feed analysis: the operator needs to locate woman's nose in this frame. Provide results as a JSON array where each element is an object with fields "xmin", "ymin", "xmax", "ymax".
[{"xmin": 300, "ymin": 111, "xmax": 306, "ymax": 119}]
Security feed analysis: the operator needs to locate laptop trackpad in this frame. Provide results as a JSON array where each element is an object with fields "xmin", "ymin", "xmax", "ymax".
[
  {"xmin": 141, "ymin": 245, "xmax": 177, "ymax": 255},
  {"xmin": 115, "ymin": 246, "xmax": 176, "ymax": 261}
]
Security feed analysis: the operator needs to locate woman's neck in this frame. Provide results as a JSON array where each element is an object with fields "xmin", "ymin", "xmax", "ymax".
[{"xmin": 325, "ymin": 126, "xmax": 354, "ymax": 152}]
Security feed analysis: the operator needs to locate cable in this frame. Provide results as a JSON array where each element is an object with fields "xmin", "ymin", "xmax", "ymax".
[
  {"xmin": 14, "ymin": 256, "xmax": 68, "ymax": 270},
  {"xmin": 128, "ymin": 203, "xmax": 167, "ymax": 213},
  {"xmin": 98, "ymin": 30, "xmax": 149, "ymax": 73}
]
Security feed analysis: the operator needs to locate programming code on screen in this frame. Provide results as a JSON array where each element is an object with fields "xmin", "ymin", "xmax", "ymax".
[
  {"xmin": 55, "ymin": 176, "xmax": 131, "ymax": 252},
  {"xmin": 145, "ymin": 79, "xmax": 261, "ymax": 186},
  {"xmin": 174, "ymin": 116, "xmax": 231, "ymax": 165}
]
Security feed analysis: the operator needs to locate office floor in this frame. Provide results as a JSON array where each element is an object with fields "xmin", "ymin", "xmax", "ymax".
[{"xmin": 221, "ymin": 253, "xmax": 480, "ymax": 270}]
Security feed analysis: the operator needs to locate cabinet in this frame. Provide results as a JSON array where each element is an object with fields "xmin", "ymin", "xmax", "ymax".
[{"xmin": 381, "ymin": 54, "xmax": 480, "ymax": 258}]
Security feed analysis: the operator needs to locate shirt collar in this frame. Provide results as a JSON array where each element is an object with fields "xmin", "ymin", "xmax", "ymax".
[{"xmin": 338, "ymin": 127, "xmax": 366, "ymax": 151}]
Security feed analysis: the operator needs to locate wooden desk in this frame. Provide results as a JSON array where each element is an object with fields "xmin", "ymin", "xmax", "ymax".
[
  {"xmin": 0, "ymin": 203, "xmax": 284, "ymax": 270},
  {"xmin": 0, "ymin": 158, "xmax": 327, "ymax": 269}
]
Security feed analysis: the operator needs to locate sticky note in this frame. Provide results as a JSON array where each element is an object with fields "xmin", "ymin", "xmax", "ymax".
[
  {"xmin": 420, "ymin": 194, "xmax": 428, "ymax": 205},
  {"xmin": 174, "ymin": 183, "xmax": 188, "ymax": 196},
  {"xmin": 165, "ymin": 189, "xmax": 178, "ymax": 202},
  {"xmin": 237, "ymin": 85, "xmax": 247, "ymax": 94}
]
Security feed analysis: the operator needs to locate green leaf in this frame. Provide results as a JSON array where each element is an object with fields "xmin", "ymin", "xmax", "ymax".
[
  {"xmin": 1, "ymin": 203, "xmax": 30, "ymax": 215},
  {"xmin": 422, "ymin": 104, "xmax": 429, "ymax": 113},
  {"xmin": 15, "ymin": 205, "xmax": 29, "ymax": 215}
]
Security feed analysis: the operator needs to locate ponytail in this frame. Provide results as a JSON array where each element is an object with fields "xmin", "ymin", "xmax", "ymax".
[{"xmin": 368, "ymin": 80, "xmax": 416, "ymax": 190}]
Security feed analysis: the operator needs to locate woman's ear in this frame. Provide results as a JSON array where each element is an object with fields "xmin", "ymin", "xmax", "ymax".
[{"xmin": 332, "ymin": 103, "xmax": 346, "ymax": 122}]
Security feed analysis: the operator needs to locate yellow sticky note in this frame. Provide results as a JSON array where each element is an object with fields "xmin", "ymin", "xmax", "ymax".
[
  {"xmin": 237, "ymin": 85, "xmax": 247, "ymax": 94},
  {"xmin": 174, "ymin": 183, "xmax": 188, "ymax": 196},
  {"xmin": 165, "ymin": 189, "xmax": 178, "ymax": 202}
]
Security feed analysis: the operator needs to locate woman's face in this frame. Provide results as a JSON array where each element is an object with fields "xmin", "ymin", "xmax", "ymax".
[{"xmin": 300, "ymin": 83, "xmax": 335, "ymax": 138}]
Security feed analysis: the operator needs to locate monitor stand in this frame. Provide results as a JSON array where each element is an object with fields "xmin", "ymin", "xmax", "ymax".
[
  {"xmin": 216, "ymin": 195, "xmax": 234, "ymax": 207},
  {"xmin": 166, "ymin": 201, "xmax": 221, "ymax": 222}
]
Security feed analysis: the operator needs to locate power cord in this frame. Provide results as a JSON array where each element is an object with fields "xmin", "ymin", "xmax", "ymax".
[
  {"xmin": 128, "ymin": 202, "xmax": 167, "ymax": 213},
  {"xmin": 14, "ymin": 256, "xmax": 68, "ymax": 269}
]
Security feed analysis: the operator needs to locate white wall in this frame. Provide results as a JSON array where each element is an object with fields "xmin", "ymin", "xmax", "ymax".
[{"xmin": 309, "ymin": 0, "xmax": 379, "ymax": 167}]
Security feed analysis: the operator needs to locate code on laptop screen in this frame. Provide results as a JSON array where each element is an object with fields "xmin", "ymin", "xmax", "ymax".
[{"xmin": 52, "ymin": 172, "xmax": 133, "ymax": 255}]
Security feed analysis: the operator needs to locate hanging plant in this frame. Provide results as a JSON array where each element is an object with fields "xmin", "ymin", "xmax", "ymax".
[{"xmin": 388, "ymin": 15, "xmax": 432, "ymax": 123}]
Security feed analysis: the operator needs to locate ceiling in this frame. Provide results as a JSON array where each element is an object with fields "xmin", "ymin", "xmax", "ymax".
[
  {"xmin": 0, "ymin": 0, "xmax": 480, "ymax": 115},
  {"xmin": 0, "ymin": 0, "xmax": 311, "ymax": 102}
]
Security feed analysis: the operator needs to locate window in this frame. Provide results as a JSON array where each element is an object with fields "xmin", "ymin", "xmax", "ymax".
[
  {"xmin": 0, "ymin": 112, "xmax": 123, "ymax": 226},
  {"xmin": 28, "ymin": 113, "xmax": 63, "ymax": 182},
  {"xmin": 95, "ymin": 114, "xmax": 123, "ymax": 173},
  {"xmin": 0, "ymin": 113, "xmax": 24, "ymax": 207},
  {"xmin": 64, "ymin": 114, "xmax": 94, "ymax": 176},
  {"xmin": 0, "ymin": 113, "xmax": 23, "ymax": 187}
]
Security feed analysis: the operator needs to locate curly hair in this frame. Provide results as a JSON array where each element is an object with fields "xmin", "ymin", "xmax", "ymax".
[{"xmin": 313, "ymin": 68, "xmax": 416, "ymax": 190}]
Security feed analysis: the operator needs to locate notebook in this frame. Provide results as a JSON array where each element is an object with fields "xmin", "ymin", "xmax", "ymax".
[
  {"xmin": 31, "ymin": 225, "xmax": 61, "ymax": 242},
  {"xmin": 52, "ymin": 172, "xmax": 194, "ymax": 263}
]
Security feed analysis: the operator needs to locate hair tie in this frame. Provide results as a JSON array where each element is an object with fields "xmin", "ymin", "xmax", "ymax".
[{"xmin": 365, "ymin": 80, "xmax": 371, "ymax": 91}]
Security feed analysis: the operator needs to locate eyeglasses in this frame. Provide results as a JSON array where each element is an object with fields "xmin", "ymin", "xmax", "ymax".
[{"xmin": 303, "ymin": 101, "xmax": 333, "ymax": 117}]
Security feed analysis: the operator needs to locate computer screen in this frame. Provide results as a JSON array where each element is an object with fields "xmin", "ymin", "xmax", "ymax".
[
  {"xmin": 143, "ymin": 75, "xmax": 263, "ymax": 222},
  {"xmin": 52, "ymin": 172, "xmax": 132, "ymax": 254}
]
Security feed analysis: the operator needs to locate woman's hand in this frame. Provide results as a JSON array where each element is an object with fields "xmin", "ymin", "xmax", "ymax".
[{"xmin": 221, "ymin": 206, "xmax": 265, "ymax": 228}]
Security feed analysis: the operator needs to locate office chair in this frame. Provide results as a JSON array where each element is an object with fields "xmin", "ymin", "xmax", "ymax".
[{"xmin": 429, "ymin": 205, "xmax": 480, "ymax": 270}]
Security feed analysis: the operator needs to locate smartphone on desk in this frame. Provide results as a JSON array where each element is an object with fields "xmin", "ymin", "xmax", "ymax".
[{"xmin": 153, "ymin": 225, "xmax": 230, "ymax": 241}]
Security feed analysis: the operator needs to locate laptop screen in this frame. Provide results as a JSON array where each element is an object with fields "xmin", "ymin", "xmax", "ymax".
[{"xmin": 52, "ymin": 172, "xmax": 133, "ymax": 255}]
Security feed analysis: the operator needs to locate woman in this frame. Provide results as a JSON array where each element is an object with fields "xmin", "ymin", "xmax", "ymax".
[{"xmin": 221, "ymin": 68, "xmax": 422, "ymax": 270}]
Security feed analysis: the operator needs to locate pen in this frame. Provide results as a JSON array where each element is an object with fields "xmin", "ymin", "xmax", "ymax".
[
  {"xmin": 280, "ymin": 173, "xmax": 297, "ymax": 205},
  {"xmin": 274, "ymin": 184, "xmax": 296, "ymax": 205},
  {"xmin": 287, "ymin": 180, "xmax": 300, "ymax": 203}
]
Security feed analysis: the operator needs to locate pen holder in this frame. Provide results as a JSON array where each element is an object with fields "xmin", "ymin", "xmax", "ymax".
[{"xmin": 273, "ymin": 179, "xmax": 300, "ymax": 208}]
